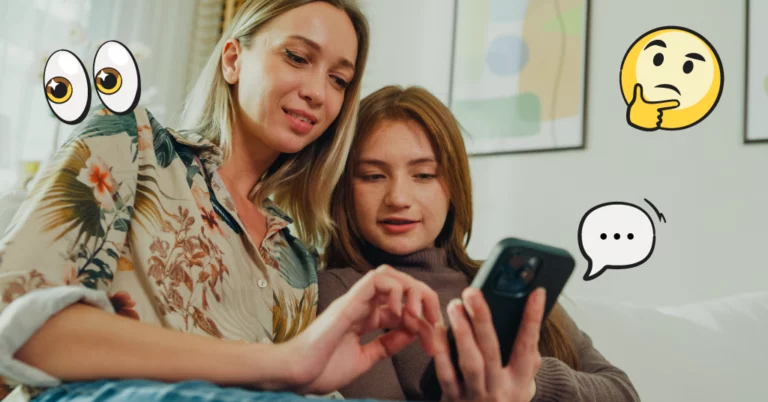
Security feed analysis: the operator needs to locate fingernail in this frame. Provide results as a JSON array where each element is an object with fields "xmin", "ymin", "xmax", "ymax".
[
  {"xmin": 462, "ymin": 287, "xmax": 478, "ymax": 300},
  {"xmin": 463, "ymin": 298, "xmax": 476, "ymax": 318},
  {"xmin": 447, "ymin": 299, "xmax": 461, "ymax": 324}
]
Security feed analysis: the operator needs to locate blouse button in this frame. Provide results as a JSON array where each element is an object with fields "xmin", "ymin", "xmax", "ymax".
[{"xmin": 258, "ymin": 279, "xmax": 268, "ymax": 288}]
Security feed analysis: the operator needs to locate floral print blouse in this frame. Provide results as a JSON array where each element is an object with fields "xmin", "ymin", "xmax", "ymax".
[{"xmin": 0, "ymin": 106, "xmax": 322, "ymax": 397}]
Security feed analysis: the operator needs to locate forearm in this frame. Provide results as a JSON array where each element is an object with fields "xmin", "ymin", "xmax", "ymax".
[{"xmin": 14, "ymin": 303, "xmax": 296, "ymax": 390}]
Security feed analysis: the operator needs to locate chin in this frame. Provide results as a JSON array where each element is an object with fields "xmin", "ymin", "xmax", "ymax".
[
  {"xmin": 270, "ymin": 133, "xmax": 315, "ymax": 154},
  {"xmin": 377, "ymin": 238, "xmax": 425, "ymax": 256}
]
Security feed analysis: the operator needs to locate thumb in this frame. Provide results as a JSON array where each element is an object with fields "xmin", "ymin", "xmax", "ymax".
[
  {"xmin": 361, "ymin": 328, "xmax": 418, "ymax": 362},
  {"xmin": 631, "ymin": 83, "xmax": 643, "ymax": 103}
]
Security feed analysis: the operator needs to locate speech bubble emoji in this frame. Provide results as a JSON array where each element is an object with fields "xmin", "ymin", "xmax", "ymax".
[
  {"xmin": 620, "ymin": 26, "xmax": 723, "ymax": 131},
  {"xmin": 578, "ymin": 199, "xmax": 665, "ymax": 281}
]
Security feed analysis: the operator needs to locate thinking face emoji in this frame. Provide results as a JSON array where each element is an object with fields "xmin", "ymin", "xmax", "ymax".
[{"xmin": 620, "ymin": 26, "xmax": 723, "ymax": 131}]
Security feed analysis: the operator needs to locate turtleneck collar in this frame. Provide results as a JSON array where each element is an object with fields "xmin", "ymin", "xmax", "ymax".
[{"xmin": 361, "ymin": 243, "xmax": 459, "ymax": 274}]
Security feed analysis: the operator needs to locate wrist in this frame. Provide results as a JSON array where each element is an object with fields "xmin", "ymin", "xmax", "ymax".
[
  {"xmin": 529, "ymin": 378, "xmax": 537, "ymax": 401},
  {"xmin": 244, "ymin": 340, "xmax": 305, "ymax": 391}
]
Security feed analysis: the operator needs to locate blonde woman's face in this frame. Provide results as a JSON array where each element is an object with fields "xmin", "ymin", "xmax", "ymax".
[
  {"xmin": 226, "ymin": 2, "xmax": 358, "ymax": 154},
  {"xmin": 352, "ymin": 121, "xmax": 450, "ymax": 256}
]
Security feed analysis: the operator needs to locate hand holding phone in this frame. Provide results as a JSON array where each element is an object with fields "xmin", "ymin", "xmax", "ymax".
[
  {"xmin": 430, "ymin": 286, "xmax": 547, "ymax": 401},
  {"xmin": 420, "ymin": 237, "xmax": 575, "ymax": 401}
]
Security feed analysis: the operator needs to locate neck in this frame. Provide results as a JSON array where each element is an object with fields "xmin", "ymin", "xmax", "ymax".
[{"xmin": 217, "ymin": 109, "xmax": 280, "ymax": 199}]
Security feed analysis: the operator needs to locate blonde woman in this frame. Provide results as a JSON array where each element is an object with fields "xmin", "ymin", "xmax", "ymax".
[{"xmin": 0, "ymin": 2, "xmax": 441, "ymax": 401}]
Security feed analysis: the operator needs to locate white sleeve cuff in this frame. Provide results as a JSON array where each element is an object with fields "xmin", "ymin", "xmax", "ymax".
[{"xmin": 0, "ymin": 286, "xmax": 115, "ymax": 387}]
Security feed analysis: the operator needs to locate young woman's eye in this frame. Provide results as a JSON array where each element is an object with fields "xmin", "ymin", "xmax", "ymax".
[
  {"xmin": 415, "ymin": 173, "xmax": 437, "ymax": 181},
  {"xmin": 284, "ymin": 49, "xmax": 308, "ymax": 65}
]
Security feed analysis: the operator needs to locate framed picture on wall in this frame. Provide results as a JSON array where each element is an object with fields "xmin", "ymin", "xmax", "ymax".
[
  {"xmin": 448, "ymin": 0, "xmax": 590, "ymax": 156},
  {"xmin": 745, "ymin": 0, "xmax": 768, "ymax": 144}
]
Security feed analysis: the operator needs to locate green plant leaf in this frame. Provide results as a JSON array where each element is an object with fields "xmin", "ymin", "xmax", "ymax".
[
  {"xmin": 106, "ymin": 249, "xmax": 120, "ymax": 260},
  {"xmin": 113, "ymin": 218, "xmax": 131, "ymax": 232}
]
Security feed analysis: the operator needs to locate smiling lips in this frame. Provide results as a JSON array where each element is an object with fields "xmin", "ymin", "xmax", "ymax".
[
  {"xmin": 655, "ymin": 83, "xmax": 681, "ymax": 95},
  {"xmin": 283, "ymin": 107, "xmax": 318, "ymax": 134}
]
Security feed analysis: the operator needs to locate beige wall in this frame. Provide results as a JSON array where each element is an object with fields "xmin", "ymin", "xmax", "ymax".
[{"xmin": 360, "ymin": 0, "xmax": 768, "ymax": 306}]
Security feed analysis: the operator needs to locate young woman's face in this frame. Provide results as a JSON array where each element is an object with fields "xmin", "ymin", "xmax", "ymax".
[
  {"xmin": 352, "ymin": 120, "xmax": 450, "ymax": 256},
  {"xmin": 224, "ymin": 2, "xmax": 358, "ymax": 154}
]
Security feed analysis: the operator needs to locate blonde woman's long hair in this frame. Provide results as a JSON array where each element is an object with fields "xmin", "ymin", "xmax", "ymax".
[{"xmin": 178, "ymin": 0, "xmax": 369, "ymax": 249}]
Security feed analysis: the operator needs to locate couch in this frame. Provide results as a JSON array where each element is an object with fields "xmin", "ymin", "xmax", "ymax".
[{"xmin": 562, "ymin": 292, "xmax": 768, "ymax": 401}]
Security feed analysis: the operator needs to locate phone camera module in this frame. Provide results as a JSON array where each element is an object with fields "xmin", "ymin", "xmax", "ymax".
[{"xmin": 496, "ymin": 254, "xmax": 540, "ymax": 295}]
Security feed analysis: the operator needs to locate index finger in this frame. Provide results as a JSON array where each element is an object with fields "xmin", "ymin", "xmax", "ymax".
[
  {"xmin": 345, "ymin": 266, "xmax": 404, "ymax": 317},
  {"xmin": 431, "ymin": 323, "xmax": 462, "ymax": 401},
  {"xmin": 652, "ymin": 99, "xmax": 680, "ymax": 110},
  {"xmin": 505, "ymin": 288, "xmax": 546, "ymax": 378},
  {"xmin": 375, "ymin": 265, "xmax": 443, "ymax": 325},
  {"xmin": 462, "ymin": 288, "xmax": 504, "ymax": 390}
]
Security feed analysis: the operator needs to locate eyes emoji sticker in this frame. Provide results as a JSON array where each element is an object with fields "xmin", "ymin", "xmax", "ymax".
[
  {"xmin": 620, "ymin": 26, "xmax": 723, "ymax": 131},
  {"xmin": 44, "ymin": 40, "xmax": 141, "ymax": 125}
]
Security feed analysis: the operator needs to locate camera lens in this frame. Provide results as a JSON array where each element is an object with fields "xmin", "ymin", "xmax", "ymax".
[
  {"xmin": 497, "ymin": 267, "xmax": 526, "ymax": 293},
  {"xmin": 518, "ymin": 265, "xmax": 535, "ymax": 285},
  {"xmin": 496, "ymin": 253, "xmax": 540, "ymax": 294}
]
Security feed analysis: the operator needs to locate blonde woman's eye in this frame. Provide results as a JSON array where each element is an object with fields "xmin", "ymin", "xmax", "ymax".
[
  {"xmin": 285, "ymin": 49, "xmax": 307, "ymax": 64},
  {"xmin": 416, "ymin": 174, "xmax": 437, "ymax": 181},
  {"xmin": 362, "ymin": 174, "xmax": 384, "ymax": 181},
  {"xmin": 93, "ymin": 40, "xmax": 140, "ymax": 114},
  {"xmin": 43, "ymin": 50, "xmax": 91, "ymax": 125}
]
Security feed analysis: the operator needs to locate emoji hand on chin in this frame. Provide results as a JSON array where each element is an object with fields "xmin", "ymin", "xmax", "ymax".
[{"xmin": 627, "ymin": 83, "xmax": 680, "ymax": 130}]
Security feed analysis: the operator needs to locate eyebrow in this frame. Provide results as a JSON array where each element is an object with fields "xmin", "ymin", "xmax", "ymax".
[
  {"xmin": 685, "ymin": 53, "xmax": 705, "ymax": 62},
  {"xmin": 643, "ymin": 39, "xmax": 666, "ymax": 50},
  {"xmin": 287, "ymin": 34, "xmax": 356, "ymax": 71},
  {"xmin": 357, "ymin": 157, "xmax": 437, "ymax": 167}
]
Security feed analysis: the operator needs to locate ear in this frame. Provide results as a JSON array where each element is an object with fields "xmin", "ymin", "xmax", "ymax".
[{"xmin": 221, "ymin": 38, "xmax": 242, "ymax": 85}]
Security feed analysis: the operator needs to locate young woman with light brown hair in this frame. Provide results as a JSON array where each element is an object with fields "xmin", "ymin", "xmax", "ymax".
[
  {"xmin": 319, "ymin": 85, "xmax": 641, "ymax": 401},
  {"xmin": 0, "ymin": 2, "xmax": 443, "ymax": 401}
]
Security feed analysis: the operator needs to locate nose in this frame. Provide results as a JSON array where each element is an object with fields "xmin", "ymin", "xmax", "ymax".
[
  {"xmin": 298, "ymin": 70, "xmax": 325, "ymax": 107},
  {"xmin": 383, "ymin": 176, "xmax": 412, "ymax": 209}
]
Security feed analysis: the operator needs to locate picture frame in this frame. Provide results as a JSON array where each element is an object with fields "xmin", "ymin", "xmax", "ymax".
[
  {"xmin": 744, "ymin": 0, "xmax": 768, "ymax": 144},
  {"xmin": 447, "ymin": 0, "xmax": 590, "ymax": 156}
]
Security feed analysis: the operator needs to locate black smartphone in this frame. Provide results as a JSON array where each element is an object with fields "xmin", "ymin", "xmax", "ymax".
[{"xmin": 419, "ymin": 237, "xmax": 575, "ymax": 401}]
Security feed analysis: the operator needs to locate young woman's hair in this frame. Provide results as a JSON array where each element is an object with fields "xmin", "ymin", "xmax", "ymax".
[
  {"xmin": 323, "ymin": 85, "xmax": 579, "ymax": 370},
  {"xmin": 324, "ymin": 85, "xmax": 476, "ymax": 277},
  {"xmin": 178, "ymin": 0, "xmax": 369, "ymax": 249}
]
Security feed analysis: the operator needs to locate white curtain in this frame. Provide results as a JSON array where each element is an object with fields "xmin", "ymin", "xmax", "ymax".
[{"xmin": 0, "ymin": 0, "xmax": 224, "ymax": 192}]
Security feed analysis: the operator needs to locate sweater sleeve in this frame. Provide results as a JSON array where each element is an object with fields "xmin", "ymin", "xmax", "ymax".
[
  {"xmin": 532, "ymin": 305, "xmax": 641, "ymax": 402},
  {"xmin": 316, "ymin": 269, "xmax": 407, "ymax": 401}
]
